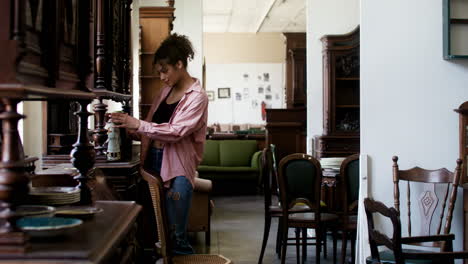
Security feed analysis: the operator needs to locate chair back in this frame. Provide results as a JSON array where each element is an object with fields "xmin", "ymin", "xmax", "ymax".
[
  {"xmin": 392, "ymin": 156, "xmax": 462, "ymax": 237},
  {"xmin": 141, "ymin": 168, "xmax": 172, "ymax": 263},
  {"xmin": 339, "ymin": 154, "xmax": 360, "ymax": 215},
  {"xmin": 261, "ymin": 144, "xmax": 278, "ymax": 211},
  {"xmin": 364, "ymin": 198, "xmax": 404, "ymax": 264},
  {"xmin": 277, "ymin": 153, "xmax": 322, "ymax": 216}
]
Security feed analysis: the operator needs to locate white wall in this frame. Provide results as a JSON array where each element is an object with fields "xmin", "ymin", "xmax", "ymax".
[
  {"xmin": 306, "ymin": 0, "xmax": 360, "ymax": 154},
  {"xmin": 131, "ymin": 0, "xmax": 204, "ymax": 119},
  {"xmin": 204, "ymin": 33, "xmax": 286, "ymax": 64},
  {"xmin": 173, "ymin": 0, "xmax": 203, "ymax": 81},
  {"xmin": 205, "ymin": 63, "xmax": 284, "ymax": 125},
  {"xmin": 361, "ymin": 0, "xmax": 468, "ymax": 259},
  {"xmin": 204, "ymin": 33, "xmax": 286, "ymax": 125}
]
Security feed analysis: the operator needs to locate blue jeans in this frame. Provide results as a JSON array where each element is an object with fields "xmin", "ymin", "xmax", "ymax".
[{"xmin": 147, "ymin": 148, "xmax": 194, "ymax": 255}]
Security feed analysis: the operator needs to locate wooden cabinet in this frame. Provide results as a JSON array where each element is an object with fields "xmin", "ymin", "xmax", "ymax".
[
  {"xmin": 443, "ymin": 0, "xmax": 468, "ymax": 59},
  {"xmin": 0, "ymin": 0, "xmax": 97, "ymax": 252},
  {"xmin": 284, "ymin": 33, "xmax": 306, "ymax": 108},
  {"xmin": 455, "ymin": 101, "xmax": 468, "ymax": 182},
  {"xmin": 315, "ymin": 27, "xmax": 360, "ymax": 158},
  {"xmin": 455, "ymin": 101, "xmax": 468, "ymax": 264},
  {"xmin": 265, "ymin": 108, "xmax": 306, "ymax": 163},
  {"xmin": 139, "ymin": 7, "xmax": 174, "ymax": 119}
]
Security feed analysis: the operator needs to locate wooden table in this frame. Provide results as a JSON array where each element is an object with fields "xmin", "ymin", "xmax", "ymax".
[{"xmin": 0, "ymin": 201, "xmax": 141, "ymax": 263}]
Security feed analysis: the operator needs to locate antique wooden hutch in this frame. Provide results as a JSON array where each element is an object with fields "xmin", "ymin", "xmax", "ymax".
[
  {"xmin": 314, "ymin": 27, "xmax": 360, "ymax": 158},
  {"xmin": 0, "ymin": 0, "xmax": 142, "ymax": 262}
]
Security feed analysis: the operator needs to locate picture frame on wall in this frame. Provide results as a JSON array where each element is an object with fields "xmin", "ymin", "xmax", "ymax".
[
  {"xmin": 207, "ymin": 91, "xmax": 215, "ymax": 101},
  {"xmin": 218, "ymin": 87, "xmax": 231, "ymax": 99}
]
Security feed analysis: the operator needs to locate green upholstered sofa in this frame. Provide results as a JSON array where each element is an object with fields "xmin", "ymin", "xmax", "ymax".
[{"xmin": 197, "ymin": 139, "xmax": 262, "ymax": 194}]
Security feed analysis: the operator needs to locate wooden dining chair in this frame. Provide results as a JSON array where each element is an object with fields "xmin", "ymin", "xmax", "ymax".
[
  {"xmin": 393, "ymin": 156, "xmax": 462, "ymax": 249},
  {"xmin": 364, "ymin": 198, "xmax": 468, "ymax": 264},
  {"xmin": 141, "ymin": 168, "xmax": 232, "ymax": 264},
  {"xmin": 257, "ymin": 145, "xmax": 311, "ymax": 264},
  {"xmin": 366, "ymin": 157, "xmax": 463, "ymax": 264},
  {"xmin": 277, "ymin": 153, "xmax": 338, "ymax": 264},
  {"xmin": 336, "ymin": 154, "xmax": 359, "ymax": 264}
]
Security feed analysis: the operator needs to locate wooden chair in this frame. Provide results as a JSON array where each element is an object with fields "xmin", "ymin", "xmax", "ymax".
[
  {"xmin": 337, "ymin": 154, "xmax": 360, "ymax": 264},
  {"xmin": 366, "ymin": 157, "xmax": 463, "ymax": 264},
  {"xmin": 257, "ymin": 145, "xmax": 310, "ymax": 264},
  {"xmin": 141, "ymin": 168, "xmax": 232, "ymax": 264},
  {"xmin": 364, "ymin": 198, "xmax": 468, "ymax": 264},
  {"xmin": 277, "ymin": 153, "xmax": 338, "ymax": 264},
  {"xmin": 393, "ymin": 156, "xmax": 461, "ymax": 243}
]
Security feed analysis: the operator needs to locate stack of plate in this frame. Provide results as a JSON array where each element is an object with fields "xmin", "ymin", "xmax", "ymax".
[
  {"xmin": 320, "ymin": 157, "xmax": 346, "ymax": 170},
  {"xmin": 28, "ymin": 187, "xmax": 80, "ymax": 205}
]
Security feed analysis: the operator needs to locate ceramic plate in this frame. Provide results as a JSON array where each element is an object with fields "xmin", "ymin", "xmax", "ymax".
[
  {"xmin": 56, "ymin": 207, "xmax": 103, "ymax": 218},
  {"xmin": 29, "ymin": 187, "xmax": 80, "ymax": 195},
  {"xmin": 17, "ymin": 217, "xmax": 82, "ymax": 237},
  {"xmin": 15, "ymin": 205, "xmax": 56, "ymax": 218}
]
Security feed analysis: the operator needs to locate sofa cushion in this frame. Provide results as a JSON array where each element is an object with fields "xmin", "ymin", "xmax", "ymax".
[
  {"xmin": 219, "ymin": 140, "xmax": 257, "ymax": 167},
  {"xmin": 200, "ymin": 140, "xmax": 220, "ymax": 166}
]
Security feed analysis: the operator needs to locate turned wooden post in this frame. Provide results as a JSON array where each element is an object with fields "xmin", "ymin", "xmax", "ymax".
[
  {"xmin": 71, "ymin": 100, "xmax": 96, "ymax": 205},
  {"xmin": 95, "ymin": 0, "xmax": 105, "ymax": 90},
  {"xmin": 0, "ymin": 98, "xmax": 29, "ymax": 251},
  {"xmin": 93, "ymin": 98, "xmax": 108, "ymax": 155},
  {"xmin": 121, "ymin": 99, "xmax": 132, "ymax": 161}
]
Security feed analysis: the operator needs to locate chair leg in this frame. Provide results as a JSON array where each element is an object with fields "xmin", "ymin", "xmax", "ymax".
[
  {"xmin": 280, "ymin": 219, "xmax": 288, "ymax": 264},
  {"xmin": 332, "ymin": 228, "xmax": 337, "ymax": 264},
  {"xmin": 258, "ymin": 215, "xmax": 272, "ymax": 264},
  {"xmin": 295, "ymin": 228, "xmax": 300, "ymax": 264},
  {"xmin": 205, "ymin": 229, "xmax": 211, "ymax": 246},
  {"xmin": 315, "ymin": 227, "xmax": 321, "ymax": 264},
  {"xmin": 341, "ymin": 231, "xmax": 348, "ymax": 264},
  {"xmin": 206, "ymin": 198, "xmax": 212, "ymax": 246},
  {"xmin": 323, "ymin": 228, "xmax": 328, "ymax": 259},
  {"xmin": 276, "ymin": 218, "xmax": 282, "ymax": 258},
  {"xmin": 301, "ymin": 228, "xmax": 307, "ymax": 263},
  {"xmin": 350, "ymin": 231, "xmax": 356, "ymax": 264}
]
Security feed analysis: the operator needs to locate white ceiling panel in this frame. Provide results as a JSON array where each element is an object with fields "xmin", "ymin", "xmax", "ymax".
[{"xmin": 203, "ymin": 0, "xmax": 305, "ymax": 33}]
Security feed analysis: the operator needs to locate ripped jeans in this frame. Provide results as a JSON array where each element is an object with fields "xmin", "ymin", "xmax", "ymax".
[{"xmin": 148, "ymin": 148, "xmax": 194, "ymax": 255}]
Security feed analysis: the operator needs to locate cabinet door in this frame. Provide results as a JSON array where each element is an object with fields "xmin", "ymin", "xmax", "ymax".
[
  {"xmin": 289, "ymin": 48, "xmax": 307, "ymax": 107},
  {"xmin": 443, "ymin": 0, "xmax": 468, "ymax": 59}
]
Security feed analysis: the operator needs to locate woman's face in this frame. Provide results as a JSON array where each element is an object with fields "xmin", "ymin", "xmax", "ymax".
[{"xmin": 154, "ymin": 60, "xmax": 183, "ymax": 87}]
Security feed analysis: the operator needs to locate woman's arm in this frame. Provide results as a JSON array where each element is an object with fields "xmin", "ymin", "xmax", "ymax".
[
  {"xmin": 126, "ymin": 128, "xmax": 141, "ymax": 141},
  {"xmin": 137, "ymin": 92, "xmax": 208, "ymax": 143}
]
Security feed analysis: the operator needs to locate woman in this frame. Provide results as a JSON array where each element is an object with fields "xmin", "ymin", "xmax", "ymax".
[{"xmin": 110, "ymin": 33, "xmax": 208, "ymax": 255}]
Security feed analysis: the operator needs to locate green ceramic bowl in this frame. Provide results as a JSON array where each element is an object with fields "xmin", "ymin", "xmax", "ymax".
[{"xmin": 17, "ymin": 217, "xmax": 82, "ymax": 237}]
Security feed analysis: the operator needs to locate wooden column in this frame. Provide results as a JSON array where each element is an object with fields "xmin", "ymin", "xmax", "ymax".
[
  {"xmin": 70, "ymin": 100, "xmax": 96, "ymax": 205},
  {"xmin": 93, "ymin": 99, "xmax": 108, "ymax": 155},
  {"xmin": 95, "ymin": 0, "xmax": 106, "ymax": 90},
  {"xmin": 0, "ymin": 99, "xmax": 29, "ymax": 252}
]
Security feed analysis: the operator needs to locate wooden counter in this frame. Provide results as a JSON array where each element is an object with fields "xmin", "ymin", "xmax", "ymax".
[{"xmin": 0, "ymin": 201, "xmax": 141, "ymax": 264}]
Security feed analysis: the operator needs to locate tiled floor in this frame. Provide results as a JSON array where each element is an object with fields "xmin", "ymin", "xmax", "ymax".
[{"xmin": 190, "ymin": 195, "xmax": 352, "ymax": 264}]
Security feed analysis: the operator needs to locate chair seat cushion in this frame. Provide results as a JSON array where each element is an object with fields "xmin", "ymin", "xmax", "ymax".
[
  {"xmin": 365, "ymin": 249, "xmax": 437, "ymax": 264},
  {"xmin": 269, "ymin": 204, "xmax": 311, "ymax": 214},
  {"xmin": 289, "ymin": 212, "xmax": 338, "ymax": 222},
  {"xmin": 174, "ymin": 254, "xmax": 232, "ymax": 264}
]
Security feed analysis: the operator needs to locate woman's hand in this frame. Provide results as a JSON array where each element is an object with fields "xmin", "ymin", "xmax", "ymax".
[{"xmin": 108, "ymin": 112, "xmax": 140, "ymax": 129}]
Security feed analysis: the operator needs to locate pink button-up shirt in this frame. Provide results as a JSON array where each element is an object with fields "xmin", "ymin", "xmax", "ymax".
[{"xmin": 137, "ymin": 79, "xmax": 208, "ymax": 188}]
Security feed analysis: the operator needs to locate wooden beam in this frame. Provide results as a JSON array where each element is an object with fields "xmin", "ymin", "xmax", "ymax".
[{"xmin": 253, "ymin": 0, "xmax": 277, "ymax": 33}]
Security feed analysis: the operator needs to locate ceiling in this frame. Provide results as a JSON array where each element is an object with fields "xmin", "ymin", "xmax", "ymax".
[{"xmin": 203, "ymin": 0, "xmax": 306, "ymax": 33}]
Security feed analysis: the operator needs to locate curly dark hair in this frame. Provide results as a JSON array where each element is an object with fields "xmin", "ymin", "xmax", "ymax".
[{"xmin": 153, "ymin": 33, "xmax": 195, "ymax": 68}]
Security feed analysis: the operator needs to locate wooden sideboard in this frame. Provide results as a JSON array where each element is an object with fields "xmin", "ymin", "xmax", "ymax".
[
  {"xmin": 0, "ymin": 201, "xmax": 141, "ymax": 264},
  {"xmin": 265, "ymin": 107, "xmax": 306, "ymax": 163}
]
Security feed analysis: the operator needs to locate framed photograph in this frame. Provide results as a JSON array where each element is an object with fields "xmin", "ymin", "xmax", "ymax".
[
  {"xmin": 218, "ymin": 87, "xmax": 231, "ymax": 99},
  {"xmin": 207, "ymin": 91, "xmax": 215, "ymax": 101}
]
